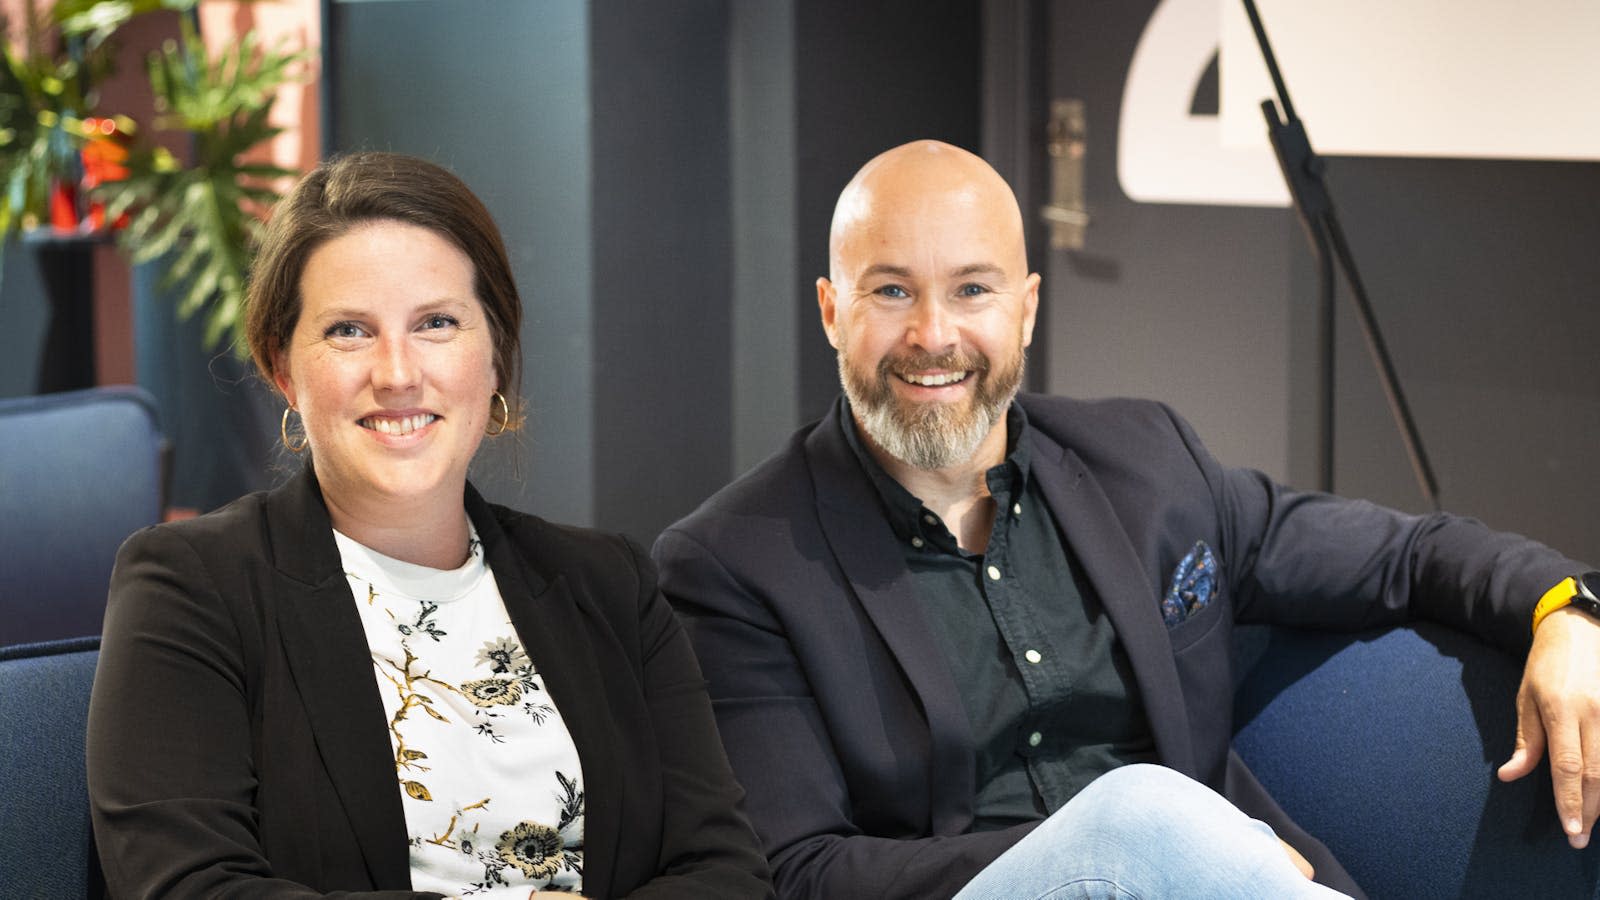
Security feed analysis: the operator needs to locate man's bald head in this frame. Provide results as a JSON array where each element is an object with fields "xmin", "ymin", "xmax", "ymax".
[
  {"xmin": 828, "ymin": 140, "xmax": 1028, "ymax": 283},
  {"xmin": 818, "ymin": 140, "xmax": 1040, "ymax": 473}
]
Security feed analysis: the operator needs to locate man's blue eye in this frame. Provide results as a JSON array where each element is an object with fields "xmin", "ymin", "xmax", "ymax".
[
  {"xmin": 958, "ymin": 283, "xmax": 989, "ymax": 297},
  {"xmin": 878, "ymin": 285, "xmax": 909, "ymax": 299}
]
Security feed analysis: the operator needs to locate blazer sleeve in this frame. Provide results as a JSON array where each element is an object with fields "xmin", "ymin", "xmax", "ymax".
[
  {"xmin": 1161, "ymin": 405, "xmax": 1587, "ymax": 653},
  {"xmin": 614, "ymin": 538, "xmax": 775, "ymax": 899},
  {"xmin": 87, "ymin": 525, "xmax": 438, "ymax": 900},
  {"xmin": 653, "ymin": 527, "xmax": 1034, "ymax": 900}
]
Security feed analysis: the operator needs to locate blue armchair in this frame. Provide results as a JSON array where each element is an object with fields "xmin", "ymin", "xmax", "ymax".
[
  {"xmin": 0, "ymin": 386, "xmax": 165, "ymax": 646},
  {"xmin": 1235, "ymin": 622, "xmax": 1600, "ymax": 898}
]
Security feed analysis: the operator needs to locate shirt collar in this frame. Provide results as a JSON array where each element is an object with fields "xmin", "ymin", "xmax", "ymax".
[{"xmin": 839, "ymin": 397, "xmax": 1032, "ymax": 547}]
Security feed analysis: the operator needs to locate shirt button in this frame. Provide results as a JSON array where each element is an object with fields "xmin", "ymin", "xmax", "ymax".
[
  {"xmin": 1028, "ymin": 731, "xmax": 1043, "ymax": 747},
  {"xmin": 1012, "ymin": 502, "xmax": 1022, "ymax": 516},
  {"xmin": 986, "ymin": 565, "xmax": 1002, "ymax": 581},
  {"xmin": 923, "ymin": 513, "xmax": 938, "ymax": 526},
  {"xmin": 910, "ymin": 536, "xmax": 924, "ymax": 549},
  {"xmin": 1024, "ymin": 649, "xmax": 1042, "ymax": 664}
]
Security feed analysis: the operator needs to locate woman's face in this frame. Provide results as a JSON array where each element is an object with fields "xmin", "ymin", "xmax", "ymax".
[{"xmin": 274, "ymin": 219, "xmax": 499, "ymax": 512}]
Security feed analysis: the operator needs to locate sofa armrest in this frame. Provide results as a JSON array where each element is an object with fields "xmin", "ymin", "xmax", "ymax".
[{"xmin": 1233, "ymin": 623, "xmax": 1599, "ymax": 898}]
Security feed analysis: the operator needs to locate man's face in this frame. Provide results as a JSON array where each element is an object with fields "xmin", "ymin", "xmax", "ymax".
[{"xmin": 820, "ymin": 166, "xmax": 1039, "ymax": 471}]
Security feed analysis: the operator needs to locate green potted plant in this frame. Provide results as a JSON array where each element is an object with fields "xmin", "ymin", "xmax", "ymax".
[
  {"xmin": 0, "ymin": 3, "xmax": 109, "ymax": 240},
  {"xmin": 7, "ymin": 0, "xmax": 314, "ymax": 510},
  {"xmin": 88, "ymin": 3, "xmax": 310, "ymax": 511},
  {"xmin": 84, "ymin": 3, "xmax": 309, "ymax": 352},
  {"xmin": 0, "ymin": 0, "xmax": 307, "ymax": 349}
]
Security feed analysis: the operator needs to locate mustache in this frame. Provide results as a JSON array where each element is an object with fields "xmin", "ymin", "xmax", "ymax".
[{"xmin": 878, "ymin": 349, "xmax": 990, "ymax": 379}]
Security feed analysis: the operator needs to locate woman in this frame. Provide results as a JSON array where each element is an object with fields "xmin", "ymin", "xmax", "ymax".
[{"xmin": 87, "ymin": 152, "xmax": 773, "ymax": 898}]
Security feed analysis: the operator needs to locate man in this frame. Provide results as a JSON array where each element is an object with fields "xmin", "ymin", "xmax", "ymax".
[{"xmin": 653, "ymin": 140, "xmax": 1600, "ymax": 899}]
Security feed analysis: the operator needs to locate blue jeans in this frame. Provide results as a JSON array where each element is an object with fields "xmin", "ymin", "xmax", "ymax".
[{"xmin": 953, "ymin": 764, "xmax": 1352, "ymax": 899}]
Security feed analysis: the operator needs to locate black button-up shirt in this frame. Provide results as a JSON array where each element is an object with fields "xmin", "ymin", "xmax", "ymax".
[{"xmin": 842, "ymin": 402, "xmax": 1156, "ymax": 830}]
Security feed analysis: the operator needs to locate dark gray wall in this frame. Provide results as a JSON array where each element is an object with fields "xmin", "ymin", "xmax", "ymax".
[
  {"xmin": 18, "ymin": 1, "xmax": 1595, "ymax": 561},
  {"xmin": 1044, "ymin": 0, "xmax": 1297, "ymax": 482},
  {"xmin": 1325, "ymin": 156, "xmax": 1600, "ymax": 558},
  {"xmin": 331, "ymin": 0, "xmax": 595, "ymax": 525},
  {"xmin": 729, "ymin": 0, "xmax": 799, "ymax": 475},
  {"xmin": 330, "ymin": 0, "xmax": 984, "ymax": 545},
  {"xmin": 588, "ymin": 0, "xmax": 737, "ymax": 541},
  {"xmin": 1039, "ymin": 1, "xmax": 1600, "ymax": 561},
  {"xmin": 982, "ymin": 0, "xmax": 1052, "ymax": 392},
  {"xmin": 793, "ymin": 0, "xmax": 984, "ymax": 423},
  {"xmin": 0, "ymin": 2, "xmax": 988, "ymax": 541}
]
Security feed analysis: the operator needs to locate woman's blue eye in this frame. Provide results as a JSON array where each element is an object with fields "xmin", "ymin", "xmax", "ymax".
[
  {"xmin": 423, "ymin": 314, "xmax": 458, "ymax": 330},
  {"xmin": 326, "ymin": 322, "xmax": 365, "ymax": 339}
]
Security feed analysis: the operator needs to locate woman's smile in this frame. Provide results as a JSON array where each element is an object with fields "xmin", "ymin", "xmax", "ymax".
[{"xmin": 358, "ymin": 412, "xmax": 440, "ymax": 436}]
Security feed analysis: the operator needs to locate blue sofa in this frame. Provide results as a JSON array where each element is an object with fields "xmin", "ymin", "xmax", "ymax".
[
  {"xmin": 1235, "ymin": 622, "xmax": 1600, "ymax": 898},
  {"xmin": 5, "ymin": 625, "xmax": 1596, "ymax": 898},
  {"xmin": 0, "ymin": 636, "xmax": 104, "ymax": 899}
]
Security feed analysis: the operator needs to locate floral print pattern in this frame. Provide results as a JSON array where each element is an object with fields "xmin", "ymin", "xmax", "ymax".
[
  {"xmin": 459, "ymin": 631, "xmax": 555, "ymax": 746},
  {"xmin": 339, "ymin": 527, "xmax": 585, "ymax": 895},
  {"xmin": 477, "ymin": 637, "xmax": 528, "ymax": 673},
  {"xmin": 462, "ymin": 677, "xmax": 522, "ymax": 707},
  {"xmin": 499, "ymin": 821, "xmax": 565, "ymax": 879}
]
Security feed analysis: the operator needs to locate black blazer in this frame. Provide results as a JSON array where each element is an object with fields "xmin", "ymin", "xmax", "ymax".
[
  {"xmin": 653, "ymin": 394, "xmax": 1580, "ymax": 900},
  {"xmin": 88, "ymin": 467, "xmax": 771, "ymax": 899}
]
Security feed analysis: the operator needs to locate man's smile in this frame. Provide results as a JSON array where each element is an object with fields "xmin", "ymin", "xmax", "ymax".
[{"xmin": 897, "ymin": 371, "xmax": 971, "ymax": 387}]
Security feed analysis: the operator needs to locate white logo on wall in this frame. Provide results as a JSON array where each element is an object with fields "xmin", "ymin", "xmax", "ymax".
[{"xmin": 1119, "ymin": 0, "xmax": 1600, "ymax": 208}]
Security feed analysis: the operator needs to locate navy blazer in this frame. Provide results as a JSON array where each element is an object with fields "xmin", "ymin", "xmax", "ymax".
[
  {"xmin": 88, "ymin": 466, "xmax": 771, "ymax": 899},
  {"xmin": 653, "ymin": 394, "xmax": 1579, "ymax": 900}
]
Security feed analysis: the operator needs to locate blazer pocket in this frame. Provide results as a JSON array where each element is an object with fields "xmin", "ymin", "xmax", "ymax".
[{"xmin": 1166, "ymin": 590, "xmax": 1227, "ymax": 654}]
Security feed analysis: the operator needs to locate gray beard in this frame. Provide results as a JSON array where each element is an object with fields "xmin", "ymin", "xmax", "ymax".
[{"xmin": 839, "ymin": 347, "xmax": 1023, "ymax": 471}]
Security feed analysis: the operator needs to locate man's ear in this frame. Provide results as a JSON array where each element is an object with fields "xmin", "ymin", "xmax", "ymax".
[
  {"xmin": 1019, "ymin": 272, "xmax": 1041, "ymax": 349},
  {"xmin": 818, "ymin": 277, "xmax": 842, "ymax": 349}
]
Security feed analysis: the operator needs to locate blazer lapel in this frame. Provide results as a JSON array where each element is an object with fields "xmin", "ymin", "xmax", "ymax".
[
  {"xmin": 1028, "ymin": 432, "xmax": 1197, "ymax": 775},
  {"xmin": 804, "ymin": 403, "xmax": 978, "ymax": 834},
  {"xmin": 265, "ymin": 467, "xmax": 415, "ymax": 889},
  {"xmin": 468, "ymin": 491, "xmax": 622, "ymax": 900}
]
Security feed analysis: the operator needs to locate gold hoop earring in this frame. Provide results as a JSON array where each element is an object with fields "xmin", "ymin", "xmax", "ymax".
[
  {"xmin": 280, "ymin": 406, "xmax": 308, "ymax": 453},
  {"xmin": 485, "ymin": 392, "xmax": 510, "ymax": 436}
]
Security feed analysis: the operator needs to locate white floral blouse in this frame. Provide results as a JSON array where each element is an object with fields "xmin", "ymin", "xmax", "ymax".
[{"xmin": 335, "ymin": 528, "xmax": 586, "ymax": 896}]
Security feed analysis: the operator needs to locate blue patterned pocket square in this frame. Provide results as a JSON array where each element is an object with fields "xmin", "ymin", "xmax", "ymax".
[{"xmin": 1162, "ymin": 541, "xmax": 1219, "ymax": 627}]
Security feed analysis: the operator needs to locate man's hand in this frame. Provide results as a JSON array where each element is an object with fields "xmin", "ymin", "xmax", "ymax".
[{"xmin": 1497, "ymin": 606, "xmax": 1600, "ymax": 848}]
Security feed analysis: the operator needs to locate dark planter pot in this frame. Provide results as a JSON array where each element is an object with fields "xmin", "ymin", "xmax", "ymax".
[{"xmin": 132, "ymin": 260, "xmax": 283, "ymax": 511}]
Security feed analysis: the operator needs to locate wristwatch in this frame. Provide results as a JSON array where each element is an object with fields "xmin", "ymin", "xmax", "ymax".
[{"xmin": 1532, "ymin": 571, "xmax": 1600, "ymax": 632}]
